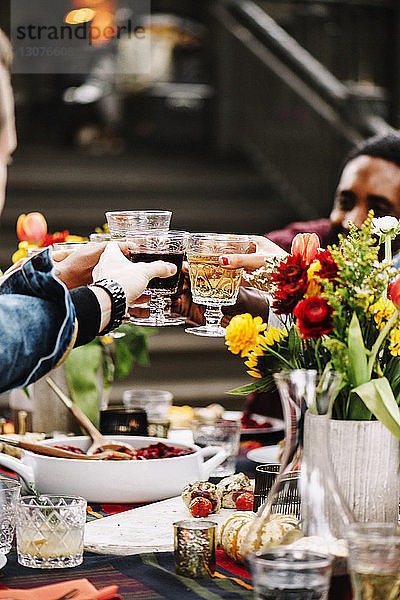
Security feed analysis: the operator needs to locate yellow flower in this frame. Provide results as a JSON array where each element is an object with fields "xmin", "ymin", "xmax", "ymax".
[
  {"xmin": 245, "ymin": 346, "xmax": 264, "ymax": 378},
  {"xmin": 389, "ymin": 327, "xmax": 400, "ymax": 356},
  {"xmin": 12, "ymin": 249, "xmax": 27, "ymax": 263},
  {"xmin": 12, "ymin": 241, "xmax": 39, "ymax": 263},
  {"xmin": 369, "ymin": 298, "xmax": 396, "ymax": 329},
  {"xmin": 225, "ymin": 313, "xmax": 267, "ymax": 357},
  {"xmin": 305, "ymin": 261, "xmax": 322, "ymax": 297},
  {"xmin": 244, "ymin": 326, "xmax": 288, "ymax": 379},
  {"xmin": 259, "ymin": 325, "xmax": 288, "ymax": 348},
  {"xmin": 65, "ymin": 235, "xmax": 86, "ymax": 242}
]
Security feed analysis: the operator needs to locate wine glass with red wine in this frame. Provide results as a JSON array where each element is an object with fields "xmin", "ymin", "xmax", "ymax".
[{"xmin": 127, "ymin": 230, "xmax": 188, "ymax": 326}]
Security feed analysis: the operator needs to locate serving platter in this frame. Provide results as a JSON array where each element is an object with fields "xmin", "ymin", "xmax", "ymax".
[
  {"xmin": 84, "ymin": 495, "xmax": 236, "ymax": 555},
  {"xmin": 223, "ymin": 412, "xmax": 284, "ymax": 436}
]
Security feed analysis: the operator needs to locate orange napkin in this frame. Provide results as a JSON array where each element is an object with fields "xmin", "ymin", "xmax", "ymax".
[{"xmin": 0, "ymin": 578, "xmax": 121, "ymax": 600}]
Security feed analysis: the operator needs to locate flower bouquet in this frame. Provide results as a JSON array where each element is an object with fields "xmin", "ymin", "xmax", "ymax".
[{"xmin": 225, "ymin": 212, "xmax": 400, "ymax": 438}]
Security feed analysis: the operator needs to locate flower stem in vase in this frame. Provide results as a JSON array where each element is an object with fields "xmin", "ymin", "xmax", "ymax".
[{"xmin": 242, "ymin": 370, "xmax": 355, "ymax": 584}]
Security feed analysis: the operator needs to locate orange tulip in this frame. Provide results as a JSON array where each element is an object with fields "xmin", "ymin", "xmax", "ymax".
[
  {"xmin": 291, "ymin": 233, "xmax": 320, "ymax": 265},
  {"xmin": 16, "ymin": 212, "xmax": 47, "ymax": 243}
]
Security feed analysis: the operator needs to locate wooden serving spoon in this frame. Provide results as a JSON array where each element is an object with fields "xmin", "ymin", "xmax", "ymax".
[
  {"xmin": 0, "ymin": 437, "xmax": 131, "ymax": 460},
  {"xmin": 45, "ymin": 377, "xmax": 136, "ymax": 457}
]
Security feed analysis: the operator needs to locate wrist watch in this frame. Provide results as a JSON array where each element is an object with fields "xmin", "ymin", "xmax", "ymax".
[{"xmin": 91, "ymin": 278, "xmax": 127, "ymax": 335}]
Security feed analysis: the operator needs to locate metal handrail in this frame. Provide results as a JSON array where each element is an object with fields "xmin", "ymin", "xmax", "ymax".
[{"xmin": 219, "ymin": 0, "xmax": 392, "ymax": 137}]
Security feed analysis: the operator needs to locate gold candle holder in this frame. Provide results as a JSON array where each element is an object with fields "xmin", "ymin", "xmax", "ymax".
[{"xmin": 174, "ymin": 520, "xmax": 217, "ymax": 579}]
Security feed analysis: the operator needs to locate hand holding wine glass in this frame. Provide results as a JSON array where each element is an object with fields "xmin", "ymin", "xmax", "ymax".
[
  {"xmin": 127, "ymin": 230, "xmax": 188, "ymax": 326},
  {"xmin": 185, "ymin": 233, "xmax": 250, "ymax": 337},
  {"xmin": 92, "ymin": 241, "xmax": 178, "ymax": 306}
]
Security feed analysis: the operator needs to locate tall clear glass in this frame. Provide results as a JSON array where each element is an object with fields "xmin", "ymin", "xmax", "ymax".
[
  {"xmin": 185, "ymin": 233, "xmax": 250, "ymax": 337},
  {"xmin": 105, "ymin": 210, "xmax": 172, "ymax": 240},
  {"xmin": 127, "ymin": 230, "xmax": 188, "ymax": 326},
  {"xmin": 346, "ymin": 523, "xmax": 400, "ymax": 600}
]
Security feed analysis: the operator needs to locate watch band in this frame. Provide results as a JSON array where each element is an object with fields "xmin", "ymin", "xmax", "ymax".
[{"xmin": 91, "ymin": 278, "xmax": 127, "ymax": 335}]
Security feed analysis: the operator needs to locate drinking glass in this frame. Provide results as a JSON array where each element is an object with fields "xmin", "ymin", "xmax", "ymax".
[
  {"xmin": 190, "ymin": 418, "xmax": 241, "ymax": 477},
  {"xmin": 185, "ymin": 233, "xmax": 250, "ymax": 337},
  {"xmin": 16, "ymin": 495, "xmax": 87, "ymax": 569},
  {"xmin": 249, "ymin": 548, "xmax": 333, "ymax": 600},
  {"xmin": 105, "ymin": 210, "xmax": 172, "ymax": 240},
  {"xmin": 346, "ymin": 523, "xmax": 400, "ymax": 600},
  {"xmin": 0, "ymin": 478, "xmax": 21, "ymax": 554},
  {"xmin": 89, "ymin": 232, "xmax": 111, "ymax": 242},
  {"xmin": 127, "ymin": 230, "xmax": 188, "ymax": 326},
  {"xmin": 52, "ymin": 241, "xmax": 90, "ymax": 251},
  {"xmin": 123, "ymin": 389, "xmax": 173, "ymax": 421}
]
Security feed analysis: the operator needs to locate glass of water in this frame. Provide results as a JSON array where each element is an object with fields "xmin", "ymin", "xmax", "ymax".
[
  {"xmin": 346, "ymin": 523, "xmax": 400, "ymax": 600},
  {"xmin": 105, "ymin": 210, "xmax": 172, "ymax": 240},
  {"xmin": 16, "ymin": 495, "xmax": 87, "ymax": 569},
  {"xmin": 248, "ymin": 548, "xmax": 333, "ymax": 600},
  {"xmin": 190, "ymin": 418, "xmax": 241, "ymax": 477},
  {"xmin": 0, "ymin": 478, "xmax": 21, "ymax": 554}
]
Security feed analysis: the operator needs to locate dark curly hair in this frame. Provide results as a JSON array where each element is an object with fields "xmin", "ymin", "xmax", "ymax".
[{"xmin": 344, "ymin": 131, "xmax": 400, "ymax": 170}]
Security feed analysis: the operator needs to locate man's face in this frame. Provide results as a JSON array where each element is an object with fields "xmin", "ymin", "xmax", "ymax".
[
  {"xmin": 0, "ymin": 63, "xmax": 17, "ymax": 214},
  {"xmin": 330, "ymin": 154, "xmax": 400, "ymax": 237}
]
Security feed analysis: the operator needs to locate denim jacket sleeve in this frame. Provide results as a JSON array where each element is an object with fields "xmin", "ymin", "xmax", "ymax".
[{"xmin": 0, "ymin": 248, "xmax": 77, "ymax": 393}]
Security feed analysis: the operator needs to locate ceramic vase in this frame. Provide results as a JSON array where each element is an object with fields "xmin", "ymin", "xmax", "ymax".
[{"xmin": 303, "ymin": 413, "xmax": 400, "ymax": 527}]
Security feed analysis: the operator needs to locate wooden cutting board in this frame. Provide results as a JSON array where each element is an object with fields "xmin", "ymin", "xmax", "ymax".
[{"xmin": 84, "ymin": 496, "xmax": 236, "ymax": 555}]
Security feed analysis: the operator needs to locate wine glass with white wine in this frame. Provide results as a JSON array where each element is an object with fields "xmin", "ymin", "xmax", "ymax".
[{"xmin": 185, "ymin": 233, "xmax": 250, "ymax": 337}]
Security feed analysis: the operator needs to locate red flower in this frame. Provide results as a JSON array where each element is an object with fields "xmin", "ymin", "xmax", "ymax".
[
  {"xmin": 40, "ymin": 231, "xmax": 70, "ymax": 247},
  {"xmin": 317, "ymin": 249, "xmax": 338, "ymax": 281},
  {"xmin": 294, "ymin": 297, "xmax": 333, "ymax": 339},
  {"xmin": 291, "ymin": 233, "xmax": 320, "ymax": 265},
  {"xmin": 271, "ymin": 254, "xmax": 309, "ymax": 314},
  {"xmin": 388, "ymin": 277, "xmax": 400, "ymax": 309}
]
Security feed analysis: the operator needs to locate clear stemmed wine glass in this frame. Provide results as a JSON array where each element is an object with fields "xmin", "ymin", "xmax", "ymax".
[
  {"xmin": 105, "ymin": 210, "xmax": 173, "ymax": 321},
  {"xmin": 185, "ymin": 233, "xmax": 250, "ymax": 337},
  {"xmin": 127, "ymin": 230, "xmax": 188, "ymax": 327},
  {"xmin": 105, "ymin": 210, "xmax": 172, "ymax": 240}
]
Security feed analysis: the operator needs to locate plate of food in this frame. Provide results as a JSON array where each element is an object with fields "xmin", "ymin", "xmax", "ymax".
[{"xmin": 223, "ymin": 411, "xmax": 284, "ymax": 436}]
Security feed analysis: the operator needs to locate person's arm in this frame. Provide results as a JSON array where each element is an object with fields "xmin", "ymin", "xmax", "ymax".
[
  {"xmin": 0, "ymin": 244, "xmax": 177, "ymax": 393},
  {"xmin": 0, "ymin": 249, "xmax": 77, "ymax": 393}
]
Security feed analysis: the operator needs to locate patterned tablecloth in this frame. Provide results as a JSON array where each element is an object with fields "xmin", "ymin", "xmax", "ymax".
[
  {"xmin": 0, "ymin": 549, "xmax": 253, "ymax": 600},
  {"xmin": 0, "ymin": 463, "xmax": 351, "ymax": 599},
  {"xmin": 0, "ymin": 466, "xmax": 254, "ymax": 599}
]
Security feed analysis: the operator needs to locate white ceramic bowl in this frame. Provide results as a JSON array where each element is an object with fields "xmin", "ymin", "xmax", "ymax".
[{"xmin": 0, "ymin": 436, "xmax": 226, "ymax": 503}]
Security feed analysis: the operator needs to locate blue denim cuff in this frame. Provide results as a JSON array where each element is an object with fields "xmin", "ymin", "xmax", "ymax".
[{"xmin": 0, "ymin": 248, "xmax": 77, "ymax": 390}]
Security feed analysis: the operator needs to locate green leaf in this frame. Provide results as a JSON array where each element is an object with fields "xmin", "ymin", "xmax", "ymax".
[
  {"xmin": 347, "ymin": 312, "xmax": 368, "ymax": 387},
  {"xmin": 353, "ymin": 377, "xmax": 400, "ymax": 439},
  {"xmin": 228, "ymin": 377, "xmax": 275, "ymax": 395},
  {"xmin": 64, "ymin": 341, "xmax": 102, "ymax": 427},
  {"xmin": 113, "ymin": 325, "xmax": 151, "ymax": 379},
  {"xmin": 347, "ymin": 390, "xmax": 374, "ymax": 420},
  {"xmin": 287, "ymin": 327, "xmax": 301, "ymax": 366}
]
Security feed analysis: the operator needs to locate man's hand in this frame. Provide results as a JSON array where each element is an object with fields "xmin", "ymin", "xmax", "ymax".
[
  {"xmin": 171, "ymin": 270, "xmax": 205, "ymax": 326},
  {"xmin": 52, "ymin": 242, "xmax": 107, "ymax": 289},
  {"xmin": 92, "ymin": 242, "xmax": 177, "ymax": 305}
]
